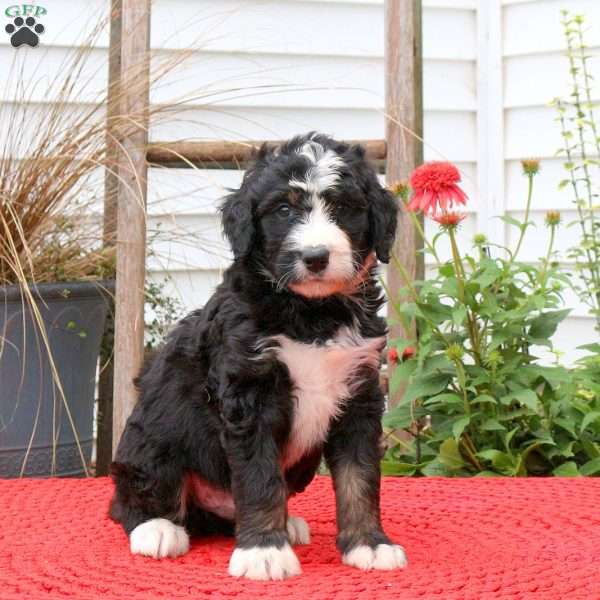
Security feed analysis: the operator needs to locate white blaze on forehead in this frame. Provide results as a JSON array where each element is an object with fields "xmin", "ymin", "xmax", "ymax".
[
  {"xmin": 286, "ymin": 196, "xmax": 354, "ymax": 282},
  {"xmin": 285, "ymin": 140, "xmax": 355, "ymax": 290},
  {"xmin": 288, "ymin": 196, "xmax": 348, "ymax": 249},
  {"xmin": 289, "ymin": 141, "xmax": 345, "ymax": 194}
]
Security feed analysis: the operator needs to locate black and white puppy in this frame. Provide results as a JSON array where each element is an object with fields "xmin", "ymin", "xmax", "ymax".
[{"xmin": 109, "ymin": 132, "xmax": 407, "ymax": 580}]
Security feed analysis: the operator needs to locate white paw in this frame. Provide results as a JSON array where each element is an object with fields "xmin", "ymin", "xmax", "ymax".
[
  {"xmin": 130, "ymin": 518, "xmax": 190, "ymax": 559},
  {"xmin": 286, "ymin": 515, "xmax": 310, "ymax": 545},
  {"xmin": 228, "ymin": 543, "xmax": 302, "ymax": 580},
  {"xmin": 343, "ymin": 543, "xmax": 407, "ymax": 571}
]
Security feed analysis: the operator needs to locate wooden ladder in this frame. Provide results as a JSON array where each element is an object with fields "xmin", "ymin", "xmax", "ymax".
[{"xmin": 101, "ymin": 0, "xmax": 423, "ymax": 468}]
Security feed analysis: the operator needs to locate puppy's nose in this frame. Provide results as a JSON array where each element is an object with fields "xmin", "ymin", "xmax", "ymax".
[{"xmin": 302, "ymin": 246, "xmax": 330, "ymax": 273}]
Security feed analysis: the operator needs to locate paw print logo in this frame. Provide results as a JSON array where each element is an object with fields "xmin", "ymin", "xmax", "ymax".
[{"xmin": 5, "ymin": 16, "xmax": 45, "ymax": 48}]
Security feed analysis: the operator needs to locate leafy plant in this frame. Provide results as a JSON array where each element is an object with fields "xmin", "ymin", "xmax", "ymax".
[
  {"xmin": 144, "ymin": 278, "xmax": 184, "ymax": 350},
  {"xmin": 383, "ymin": 161, "xmax": 600, "ymax": 477},
  {"xmin": 552, "ymin": 11, "xmax": 600, "ymax": 331}
]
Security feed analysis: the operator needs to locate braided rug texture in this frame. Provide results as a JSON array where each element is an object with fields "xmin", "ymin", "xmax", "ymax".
[{"xmin": 1, "ymin": 476, "xmax": 599, "ymax": 599}]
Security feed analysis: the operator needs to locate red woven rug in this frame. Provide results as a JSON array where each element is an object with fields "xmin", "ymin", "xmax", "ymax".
[{"xmin": 1, "ymin": 476, "xmax": 599, "ymax": 599}]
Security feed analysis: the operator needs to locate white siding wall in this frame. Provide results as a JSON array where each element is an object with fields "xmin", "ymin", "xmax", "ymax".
[
  {"xmin": 1, "ymin": 0, "xmax": 596, "ymax": 360},
  {"xmin": 146, "ymin": 0, "xmax": 479, "ymax": 310},
  {"xmin": 502, "ymin": 0, "xmax": 600, "ymax": 359}
]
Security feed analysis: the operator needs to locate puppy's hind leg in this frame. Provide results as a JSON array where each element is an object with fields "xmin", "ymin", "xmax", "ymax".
[{"xmin": 110, "ymin": 462, "xmax": 190, "ymax": 559}]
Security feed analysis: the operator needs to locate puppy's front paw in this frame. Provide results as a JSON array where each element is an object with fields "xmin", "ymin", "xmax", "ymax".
[
  {"xmin": 130, "ymin": 518, "xmax": 190, "ymax": 559},
  {"xmin": 228, "ymin": 543, "xmax": 302, "ymax": 580},
  {"xmin": 286, "ymin": 515, "xmax": 310, "ymax": 545},
  {"xmin": 343, "ymin": 543, "xmax": 407, "ymax": 571}
]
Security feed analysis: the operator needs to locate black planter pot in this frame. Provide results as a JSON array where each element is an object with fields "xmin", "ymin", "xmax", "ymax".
[{"xmin": 0, "ymin": 281, "xmax": 113, "ymax": 477}]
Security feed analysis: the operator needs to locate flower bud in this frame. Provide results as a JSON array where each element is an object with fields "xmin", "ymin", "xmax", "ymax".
[
  {"xmin": 484, "ymin": 350, "xmax": 503, "ymax": 369},
  {"xmin": 545, "ymin": 210, "xmax": 561, "ymax": 227},
  {"xmin": 402, "ymin": 346, "xmax": 416, "ymax": 361},
  {"xmin": 473, "ymin": 233, "xmax": 488, "ymax": 245},
  {"xmin": 521, "ymin": 159, "xmax": 540, "ymax": 176},
  {"xmin": 389, "ymin": 181, "xmax": 410, "ymax": 202},
  {"xmin": 445, "ymin": 343, "xmax": 464, "ymax": 361}
]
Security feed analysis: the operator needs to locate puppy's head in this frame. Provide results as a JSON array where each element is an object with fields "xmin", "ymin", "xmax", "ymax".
[{"xmin": 220, "ymin": 133, "xmax": 397, "ymax": 298}]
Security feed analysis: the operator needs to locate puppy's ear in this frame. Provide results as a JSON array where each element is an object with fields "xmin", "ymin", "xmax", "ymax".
[
  {"xmin": 345, "ymin": 144, "xmax": 398, "ymax": 263},
  {"xmin": 368, "ymin": 178, "xmax": 398, "ymax": 264},
  {"xmin": 220, "ymin": 189, "xmax": 254, "ymax": 260}
]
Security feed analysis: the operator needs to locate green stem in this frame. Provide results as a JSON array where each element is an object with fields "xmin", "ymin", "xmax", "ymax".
[
  {"xmin": 539, "ymin": 224, "xmax": 556, "ymax": 290},
  {"xmin": 379, "ymin": 275, "xmax": 413, "ymax": 337},
  {"xmin": 448, "ymin": 228, "xmax": 481, "ymax": 364},
  {"xmin": 556, "ymin": 99, "xmax": 600, "ymax": 307},
  {"xmin": 566, "ymin": 25, "xmax": 595, "ymax": 214},
  {"xmin": 512, "ymin": 173, "xmax": 534, "ymax": 264},
  {"xmin": 407, "ymin": 209, "xmax": 441, "ymax": 265},
  {"xmin": 389, "ymin": 252, "xmax": 455, "ymax": 352},
  {"xmin": 574, "ymin": 22, "xmax": 600, "ymax": 323},
  {"xmin": 391, "ymin": 252, "xmax": 420, "ymax": 300},
  {"xmin": 461, "ymin": 434, "xmax": 483, "ymax": 471},
  {"xmin": 454, "ymin": 359, "xmax": 470, "ymax": 415}
]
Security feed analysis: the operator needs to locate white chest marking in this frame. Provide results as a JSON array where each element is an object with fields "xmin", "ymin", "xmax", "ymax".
[{"xmin": 271, "ymin": 327, "xmax": 384, "ymax": 469}]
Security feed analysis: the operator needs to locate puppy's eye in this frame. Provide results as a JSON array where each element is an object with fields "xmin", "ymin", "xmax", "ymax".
[{"xmin": 277, "ymin": 204, "xmax": 291, "ymax": 217}]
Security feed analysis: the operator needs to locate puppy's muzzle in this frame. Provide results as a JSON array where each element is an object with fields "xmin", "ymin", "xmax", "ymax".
[{"xmin": 301, "ymin": 245, "xmax": 330, "ymax": 274}]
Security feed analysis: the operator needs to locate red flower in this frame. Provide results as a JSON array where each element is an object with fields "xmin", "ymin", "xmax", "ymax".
[
  {"xmin": 407, "ymin": 162, "xmax": 467, "ymax": 216},
  {"xmin": 432, "ymin": 211, "xmax": 466, "ymax": 228},
  {"xmin": 402, "ymin": 346, "xmax": 416, "ymax": 361},
  {"xmin": 388, "ymin": 346, "xmax": 415, "ymax": 365}
]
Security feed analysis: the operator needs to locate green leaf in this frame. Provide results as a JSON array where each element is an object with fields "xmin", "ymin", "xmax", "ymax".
[
  {"xmin": 420, "ymin": 354, "xmax": 454, "ymax": 376},
  {"xmin": 580, "ymin": 457, "xmax": 600, "ymax": 476},
  {"xmin": 525, "ymin": 365, "xmax": 571, "ymax": 389},
  {"xmin": 438, "ymin": 438, "xmax": 466, "ymax": 470},
  {"xmin": 420, "ymin": 458, "xmax": 451, "ymax": 476},
  {"xmin": 499, "ymin": 215, "xmax": 523, "ymax": 228},
  {"xmin": 439, "ymin": 263, "xmax": 455, "ymax": 277},
  {"xmin": 452, "ymin": 416, "xmax": 471, "ymax": 440},
  {"xmin": 481, "ymin": 418, "xmax": 506, "ymax": 432},
  {"xmin": 478, "ymin": 449, "xmax": 516, "ymax": 474},
  {"xmin": 554, "ymin": 418, "xmax": 577, "ymax": 437},
  {"xmin": 417, "ymin": 300, "xmax": 453, "ymax": 324},
  {"xmin": 552, "ymin": 462, "xmax": 580, "ymax": 476},
  {"xmin": 478, "ymin": 449, "xmax": 504, "ymax": 461},
  {"xmin": 580, "ymin": 411, "xmax": 600, "ymax": 433},
  {"xmin": 582, "ymin": 440, "xmax": 600, "ymax": 460},
  {"xmin": 402, "ymin": 374, "xmax": 452, "ymax": 404},
  {"xmin": 501, "ymin": 389, "xmax": 539, "ymax": 411},
  {"xmin": 473, "ymin": 394, "xmax": 497, "ymax": 405},
  {"xmin": 504, "ymin": 427, "xmax": 519, "ymax": 450},
  {"xmin": 389, "ymin": 360, "xmax": 417, "ymax": 395},
  {"xmin": 577, "ymin": 342, "xmax": 600, "ymax": 353},
  {"xmin": 423, "ymin": 393, "xmax": 463, "ymax": 407},
  {"xmin": 451, "ymin": 305, "xmax": 467, "ymax": 326},
  {"xmin": 528, "ymin": 309, "xmax": 571, "ymax": 339},
  {"xmin": 472, "ymin": 260, "xmax": 502, "ymax": 289},
  {"xmin": 380, "ymin": 461, "xmax": 417, "ymax": 476},
  {"xmin": 383, "ymin": 403, "xmax": 413, "ymax": 429}
]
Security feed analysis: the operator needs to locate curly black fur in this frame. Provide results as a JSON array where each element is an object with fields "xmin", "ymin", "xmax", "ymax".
[{"xmin": 110, "ymin": 132, "xmax": 399, "ymax": 562}]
